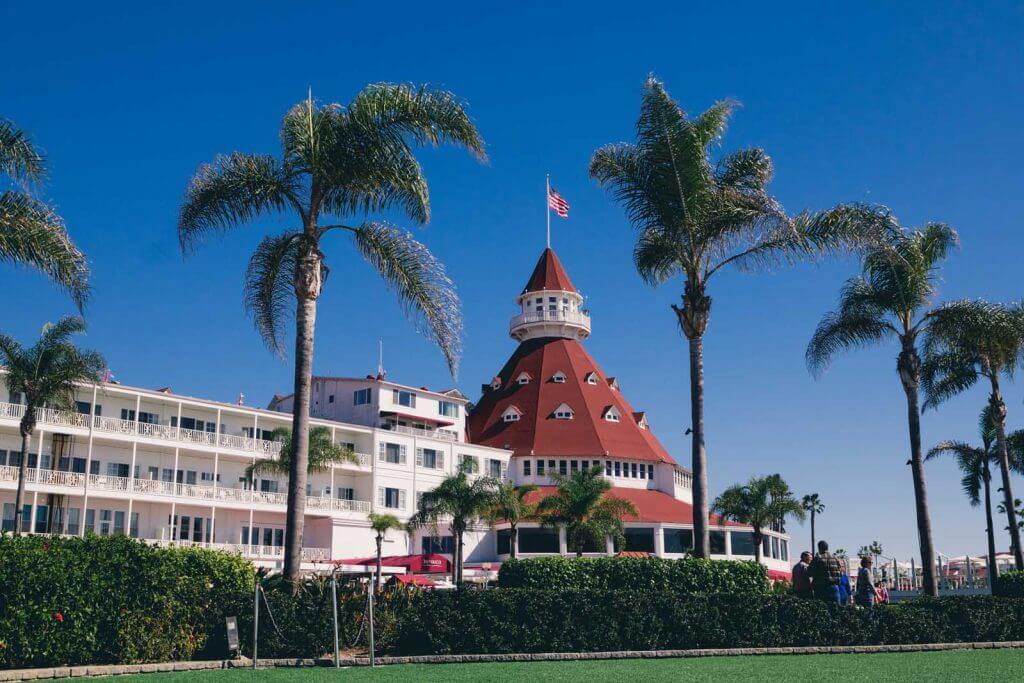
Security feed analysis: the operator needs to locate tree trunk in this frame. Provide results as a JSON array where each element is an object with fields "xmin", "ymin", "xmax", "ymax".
[
  {"xmin": 898, "ymin": 346, "xmax": 938, "ymax": 597},
  {"xmin": 987, "ymin": 378, "xmax": 1024, "ymax": 571},
  {"xmin": 456, "ymin": 530, "xmax": 464, "ymax": 584},
  {"xmin": 753, "ymin": 530, "xmax": 762, "ymax": 564},
  {"xmin": 12, "ymin": 423, "xmax": 31, "ymax": 535},
  {"xmin": 810, "ymin": 510, "xmax": 816, "ymax": 555},
  {"xmin": 283, "ymin": 242, "xmax": 323, "ymax": 583},
  {"xmin": 983, "ymin": 458, "xmax": 999, "ymax": 591},
  {"xmin": 510, "ymin": 524, "xmax": 517, "ymax": 560},
  {"xmin": 375, "ymin": 534, "xmax": 383, "ymax": 593}
]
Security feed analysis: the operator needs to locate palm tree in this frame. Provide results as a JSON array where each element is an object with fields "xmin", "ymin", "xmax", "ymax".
[
  {"xmin": 486, "ymin": 480, "xmax": 538, "ymax": 559},
  {"xmin": 0, "ymin": 317, "xmax": 104, "ymax": 533},
  {"xmin": 801, "ymin": 493, "xmax": 825, "ymax": 553},
  {"xmin": 922, "ymin": 299, "xmax": 1024, "ymax": 571},
  {"xmin": 410, "ymin": 465, "xmax": 497, "ymax": 584},
  {"xmin": 1, "ymin": 119, "xmax": 89, "ymax": 308},
  {"xmin": 806, "ymin": 212, "xmax": 957, "ymax": 596},
  {"xmin": 367, "ymin": 513, "xmax": 404, "ymax": 592},
  {"xmin": 244, "ymin": 426, "xmax": 358, "ymax": 480},
  {"xmin": 178, "ymin": 84, "xmax": 485, "ymax": 580},
  {"xmin": 536, "ymin": 466, "xmax": 638, "ymax": 557},
  {"xmin": 712, "ymin": 474, "xmax": 805, "ymax": 564},
  {"xmin": 926, "ymin": 405, "xmax": 1024, "ymax": 586},
  {"xmin": 589, "ymin": 77, "xmax": 880, "ymax": 557}
]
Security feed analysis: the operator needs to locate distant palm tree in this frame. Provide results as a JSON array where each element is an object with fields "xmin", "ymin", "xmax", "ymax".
[
  {"xmin": 486, "ymin": 481, "xmax": 538, "ymax": 559},
  {"xmin": 0, "ymin": 317, "xmax": 104, "ymax": 533},
  {"xmin": 1, "ymin": 119, "xmax": 89, "ymax": 308},
  {"xmin": 589, "ymin": 77, "xmax": 880, "ymax": 557},
  {"xmin": 713, "ymin": 474, "xmax": 805, "ymax": 564},
  {"xmin": 244, "ymin": 426, "xmax": 358, "ymax": 480},
  {"xmin": 922, "ymin": 299, "xmax": 1024, "ymax": 571},
  {"xmin": 806, "ymin": 213, "xmax": 957, "ymax": 596},
  {"xmin": 178, "ymin": 84, "xmax": 485, "ymax": 580},
  {"xmin": 802, "ymin": 493, "xmax": 825, "ymax": 553},
  {"xmin": 536, "ymin": 466, "xmax": 638, "ymax": 557},
  {"xmin": 411, "ymin": 465, "xmax": 497, "ymax": 583},
  {"xmin": 927, "ymin": 405, "xmax": 1024, "ymax": 587},
  {"xmin": 367, "ymin": 513, "xmax": 404, "ymax": 592}
]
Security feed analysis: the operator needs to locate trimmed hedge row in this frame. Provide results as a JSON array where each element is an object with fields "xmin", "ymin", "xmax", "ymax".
[
  {"xmin": 497, "ymin": 556, "xmax": 769, "ymax": 594},
  {"xmin": 395, "ymin": 590, "xmax": 1024, "ymax": 655},
  {"xmin": 995, "ymin": 571, "xmax": 1024, "ymax": 598},
  {"xmin": 0, "ymin": 535, "xmax": 254, "ymax": 669}
]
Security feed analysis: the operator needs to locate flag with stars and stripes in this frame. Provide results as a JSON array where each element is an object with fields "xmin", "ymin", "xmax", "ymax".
[{"xmin": 548, "ymin": 187, "xmax": 569, "ymax": 218}]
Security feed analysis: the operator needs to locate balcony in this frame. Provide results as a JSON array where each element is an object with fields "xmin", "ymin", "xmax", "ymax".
[
  {"xmin": 0, "ymin": 465, "xmax": 371, "ymax": 514},
  {"xmin": 154, "ymin": 539, "xmax": 329, "ymax": 562},
  {"xmin": 509, "ymin": 309, "xmax": 591, "ymax": 339},
  {"xmin": 380, "ymin": 423, "xmax": 458, "ymax": 442},
  {"xmin": 0, "ymin": 402, "xmax": 283, "ymax": 456}
]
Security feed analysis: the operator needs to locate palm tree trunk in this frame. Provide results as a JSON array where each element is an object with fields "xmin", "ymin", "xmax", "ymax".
[
  {"xmin": 810, "ymin": 510, "xmax": 816, "ymax": 554},
  {"xmin": 283, "ymin": 244, "xmax": 322, "ymax": 582},
  {"xmin": 983, "ymin": 459, "xmax": 999, "ymax": 591},
  {"xmin": 510, "ymin": 524, "xmax": 517, "ymax": 560},
  {"xmin": 375, "ymin": 534, "xmax": 383, "ymax": 593},
  {"xmin": 456, "ymin": 530, "xmax": 464, "ymax": 584},
  {"xmin": 12, "ymin": 426, "xmax": 31, "ymax": 535},
  {"xmin": 987, "ymin": 380, "xmax": 1024, "ymax": 571},
  {"xmin": 753, "ymin": 530, "xmax": 762, "ymax": 564},
  {"xmin": 899, "ymin": 348, "xmax": 938, "ymax": 597},
  {"xmin": 688, "ymin": 335, "xmax": 710, "ymax": 559}
]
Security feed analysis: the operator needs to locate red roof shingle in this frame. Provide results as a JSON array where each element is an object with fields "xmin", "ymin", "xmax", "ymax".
[{"xmin": 522, "ymin": 248, "xmax": 577, "ymax": 294}]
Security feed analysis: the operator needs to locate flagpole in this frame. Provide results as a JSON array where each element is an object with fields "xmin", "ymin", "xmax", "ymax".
[{"xmin": 545, "ymin": 174, "xmax": 551, "ymax": 249}]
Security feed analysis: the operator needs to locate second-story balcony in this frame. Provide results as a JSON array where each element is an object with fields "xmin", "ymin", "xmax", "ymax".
[
  {"xmin": 509, "ymin": 309, "xmax": 591, "ymax": 341},
  {"xmin": 380, "ymin": 422, "xmax": 459, "ymax": 442}
]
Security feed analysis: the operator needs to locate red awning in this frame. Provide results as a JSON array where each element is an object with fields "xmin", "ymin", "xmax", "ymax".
[
  {"xmin": 334, "ymin": 553, "xmax": 451, "ymax": 573},
  {"xmin": 615, "ymin": 551, "xmax": 651, "ymax": 558},
  {"xmin": 391, "ymin": 574, "xmax": 437, "ymax": 587},
  {"xmin": 380, "ymin": 410, "xmax": 456, "ymax": 426},
  {"xmin": 767, "ymin": 569, "xmax": 792, "ymax": 581}
]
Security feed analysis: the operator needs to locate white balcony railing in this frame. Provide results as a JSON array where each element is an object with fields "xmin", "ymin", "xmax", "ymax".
[
  {"xmin": 0, "ymin": 402, "xmax": 283, "ymax": 456},
  {"xmin": 509, "ymin": 309, "xmax": 592, "ymax": 335},
  {"xmin": 154, "ymin": 539, "xmax": 329, "ymax": 562},
  {"xmin": 674, "ymin": 469, "xmax": 693, "ymax": 489},
  {"xmin": 381, "ymin": 423, "xmax": 458, "ymax": 442}
]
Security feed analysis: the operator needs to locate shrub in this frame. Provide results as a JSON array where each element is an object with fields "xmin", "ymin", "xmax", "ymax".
[
  {"xmin": 395, "ymin": 590, "xmax": 1024, "ymax": 655},
  {"xmin": 0, "ymin": 534, "xmax": 254, "ymax": 669},
  {"xmin": 995, "ymin": 570, "xmax": 1024, "ymax": 598},
  {"xmin": 497, "ymin": 556, "xmax": 769, "ymax": 594}
]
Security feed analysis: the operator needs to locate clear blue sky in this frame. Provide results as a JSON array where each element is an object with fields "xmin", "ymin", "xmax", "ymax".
[{"xmin": 4, "ymin": 2, "xmax": 1024, "ymax": 562}]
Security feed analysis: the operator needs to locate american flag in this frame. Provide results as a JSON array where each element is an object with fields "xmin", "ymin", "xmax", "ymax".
[{"xmin": 548, "ymin": 187, "xmax": 569, "ymax": 218}]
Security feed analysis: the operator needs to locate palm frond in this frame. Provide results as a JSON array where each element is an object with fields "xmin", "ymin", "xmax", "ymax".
[
  {"xmin": 243, "ymin": 231, "xmax": 302, "ymax": 357},
  {"xmin": 352, "ymin": 222, "xmax": 462, "ymax": 376},
  {"xmin": 0, "ymin": 191, "xmax": 89, "ymax": 310},
  {"xmin": 0, "ymin": 120, "xmax": 45, "ymax": 184},
  {"xmin": 806, "ymin": 307, "xmax": 892, "ymax": 377}
]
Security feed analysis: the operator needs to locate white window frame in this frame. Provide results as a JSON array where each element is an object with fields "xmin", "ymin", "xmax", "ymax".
[
  {"xmin": 516, "ymin": 372, "xmax": 532, "ymax": 385},
  {"xmin": 553, "ymin": 402, "xmax": 574, "ymax": 420},
  {"xmin": 378, "ymin": 442, "xmax": 407, "ymax": 465},
  {"xmin": 502, "ymin": 406, "xmax": 522, "ymax": 423},
  {"xmin": 551, "ymin": 371, "xmax": 567, "ymax": 384}
]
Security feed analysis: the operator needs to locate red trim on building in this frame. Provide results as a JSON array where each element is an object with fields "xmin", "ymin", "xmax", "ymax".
[{"xmin": 334, "ymin": 554, "xmax": 451, "ymax": 573}]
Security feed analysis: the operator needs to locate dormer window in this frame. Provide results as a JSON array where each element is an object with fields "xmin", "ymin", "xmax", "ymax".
[
  {"xmin": 606, "ymin": 377, "xmax": 620, "ymax": 391},
  {"xmin": 553, "ymin": 403, "xmax": 574, "ymax": 420},
  {"xmin": 603, "ymin": 406, "xmax": 621, "ymax": 422},
  {"xmin": 551, "ymin": 371, "xmax": 567, "ymax": 384},
  {"xmin": 634, "ymin": 412, "xmax": 649, "ymax": 430},
  {"xmin": 585, "ymin": 372, "xmax": 599, "ymax": 385},
  {"xmin": 516, "ymin": 372, "xmax": 532, "ymax": 385},
  {"xmin": 502, "ymin": 406, "xmax": 523, "ymax": 423},
  {"xmin": 490, "ymin": 376, "xmax": 502, "ymax": 390}
]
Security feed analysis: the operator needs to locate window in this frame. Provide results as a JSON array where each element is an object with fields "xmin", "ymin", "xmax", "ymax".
[
  {"xmin": 459, "ymin": 454, "xmax": 479, "ymax": 473},
  {"xmin": 379, "ymin": 487, "xmax": 406, "ymax": 510},
  {"xmin": 438, "ymin": 401, "xmax": 459, "ymax": 418},
  {"xmin": 547, "ymin": 459, "xmax": 555, "ymax": 474},
  {"xmin": 393, "ymin": 389, "xmax": 416, "ymax": 408},
  {"xmin": 75, "ymin": 401, "xmax": 94, "ymax": 415},
  {"xmin": 710, "ymin": 530, "xmax": 727, "ymax": 554},
  {"xmin": 622, "ymin": 528, "xmax": 655, "ymax": 554},
  {"xmin": 559, "ymin": 460, "xmax": 567, "ymax": 475},
  {"xmin": 518, "ymin": 527, "xmax": 560, "ymax": 553},
  {"xmin": 130, "ymin": 512, "xmax": 139, "ymax": 538},
  {"xmin": 121, "ymin": 408, "xmax": 135, "ymax": 421},
  {"xmin": 1, "ymin": 503, "xmax": 14, "ymax": 532},
  {"xmin": 417, "ymin": 448, "xmax": 443, "ymax": 469},
  {"xmin": 114, "ymin": 511, "xmax": 126, "ymax": 535},
  {"xmin": 100, "ymin": 510, "xmax": 112, "ymax": 536},
  {"xmin": 664, "ymin": 528, "xmax": 694, "ymax": 554},
  {"xmin": 631, "ymin": 463, "xmax": 638, "ymax": 478},
  {"xmin": 585, "ymin": 372, "xmax": 598, "ymax": 385},
  {"xmin": 516, "ymin": 372, "xmax": 532, "ymax": 385},
  {"xmin": 604, "ymin": 406, "xmax": 620, "ymax": 422},
  {"xmin": 106, "ymin": 462, "xmax": 129, "ymax": 478},
  {"xmin": 648, "ymin": 464, "xmax": 655, "ymax": 479},
  {"xmin": 614, "ymin": 461, "xmax": 621, "ymax": 477},
  {"xmin": 537, "ymin": 459, "xmax": 545, "ymax": 476},
  {"xmin": 201, "ymin": 472, "xmax": 220, "ymax": 483},
  {"xmin": 502, "ymin": 406, "xmax": 522, "ymax": 422},
  {"xmin": 67, "ymin": 508, "xmax": 81, "ymax": 535},
  {"xmin": 780, "ymin": 539, "xmax": 789, "ymax": 562},
  {"xmin": 570, "ymin": 459, "xmax": 578, "ymax": 473},
  {"xmin": 523, "ymin": 460, "xmax": 531, "ymax": 476},
  {"xmin": 353, "ymin": 388, "xmax": 372, "ymax": 405},
  {"xmin": 551, "ymin": 371, "xmax": 567, "ymax": 384},
  {"xmin": 553, "ymin": 403, "xmax": 574, "ymax": 420},
  {"xmin": 379, "ymin": 442, "xmax": 406, "ymax": 465},
  {"xmin": 497, "ymin": 529, "xmax": 513, "ymax": 555},
  {"xmin": 8, "ymin": 391, "xmax": 23, "ymax": 405},
  {"xmin": 487, "ymin": 459, "xmax": 503, "ymax": 478},
  {"xmin": 328, "ymin": 394, "xmax": 335, "ymax": 404},
  {"xmin": 259, "ymin": 480, "xmax": 279, "ymax": 493},
  {"xmin": 730, "ymin": 531, "xmax": 756, "ymax": 556},
  {"xmin": 421, "ymin": 535, "xmax": 454, "ymax": 554},
  {"xmin": 638, "ymin": 464, "xmax": 646, "ymax": 479},
  {"xmin": 337, "ymin": 487, "xmax": 355, "ymax": 501},
  {"xmin": 771, "ymin": 536, "xmax": 780, "ymax": 560},
  {"xmin": 605, "ymin": 460, "xmax": 612, "ymax": 476}
]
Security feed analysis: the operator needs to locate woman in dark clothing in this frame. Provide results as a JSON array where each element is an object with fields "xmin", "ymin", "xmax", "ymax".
[{"xmin": 855, "ymin": 556, "xmax": 876, "ymax": 607}]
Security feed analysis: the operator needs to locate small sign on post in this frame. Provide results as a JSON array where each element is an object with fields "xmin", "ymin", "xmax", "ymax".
[{"xmin": 225, "ymin": 616, "xmax": 240, "ymax": 657}]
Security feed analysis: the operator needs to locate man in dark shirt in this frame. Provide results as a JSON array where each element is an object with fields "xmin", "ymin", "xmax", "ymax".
[
  {"xmin": 792, "ymin": 551, "xmax": 813, "ymax": 598},
  {"xmin": 809, "ymin": 540, "xmax": 843, "ymax": 603}
]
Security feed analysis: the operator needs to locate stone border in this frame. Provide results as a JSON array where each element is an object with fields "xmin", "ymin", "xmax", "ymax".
[{"xmin": 3, "ymin": 641, "xmax": 1024, "ymax": 680}]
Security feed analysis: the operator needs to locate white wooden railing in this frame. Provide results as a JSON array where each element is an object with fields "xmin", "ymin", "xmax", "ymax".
[
  {"xmin": 153, "ymin": 539, "xmax": 328, "ymax": 562},
  {"xmin": 509, "ymin": 309, "xmax": 592, "ymax": 334},
  {"xmin": 382, "ymin": 423, "xmax": 459, "ymax": 442}
]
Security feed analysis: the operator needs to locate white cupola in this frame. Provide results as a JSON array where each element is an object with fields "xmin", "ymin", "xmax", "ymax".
[{"xmin": 509, "ymin": 248, "xmax": 591, "ymax": 342}]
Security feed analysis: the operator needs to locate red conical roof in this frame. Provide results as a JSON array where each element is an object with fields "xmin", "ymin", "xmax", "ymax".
[
  {"xmin": 466, "ymin": 337, "xmax": 675, "ymax": 464},
  {"xmin": 522, "ymin": 248, "xmax": 577, "ymax": 294}
]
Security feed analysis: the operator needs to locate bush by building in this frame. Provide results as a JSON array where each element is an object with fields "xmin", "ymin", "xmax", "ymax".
[
  {"xmin": 0, "ymin": 534, "xmax": 254, "ymax": 669},
  {"xmin": 395, "ymin": 590, "xmax": 1024, "ymax": 655},
  {"xmin": 497, "ymin": 556, "xmax": 770, "ymax": 594},
  {"xmin": 994, "ymin": 570, "xmax": 1024, "ymax": 598}
]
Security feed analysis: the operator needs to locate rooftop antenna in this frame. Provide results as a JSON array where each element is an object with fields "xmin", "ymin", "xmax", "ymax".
[{"xmin": 377, "ymin": 338, "xmax": 386, "ymax": 379}]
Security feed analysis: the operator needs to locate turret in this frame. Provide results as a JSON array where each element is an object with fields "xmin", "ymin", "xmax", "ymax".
[{"xmin": 508, "ymin": 248, "xmax": 591, "ymax": 341}]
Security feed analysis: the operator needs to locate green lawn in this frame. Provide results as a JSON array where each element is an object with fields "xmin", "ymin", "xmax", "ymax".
[{"xmin": 90, "ymin": 650, "xmax": 1023, "ymax": 682}]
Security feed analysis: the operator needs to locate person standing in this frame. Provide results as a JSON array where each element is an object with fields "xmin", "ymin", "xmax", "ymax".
[
  {"xmin": 875, "ymin": 580, "xmax": 890, "ymax": 605},
  {"xmin": 809, "ymin": 540, "xmax": 843, "ymax": 603},
  {"xmin": 855, "ymin": 556, "xmax": 876, "ymax": 607},
  {"xmin": 838, "ymin": 560, "xmax": 852, "ymax": 604},
  {"xmin": 792, "ymin": 551, "xmax": 813, "ymax": 598}
]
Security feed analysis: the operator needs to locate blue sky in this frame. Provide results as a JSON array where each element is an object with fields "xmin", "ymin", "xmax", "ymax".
[{"xmin": 4, "ymin": 2, "xmax": 1024, "ymax": 561}]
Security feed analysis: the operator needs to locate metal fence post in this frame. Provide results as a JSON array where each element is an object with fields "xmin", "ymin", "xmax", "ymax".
[
  {"xmin": 252, "ymin": 580, "xmax": 259, "ymax": 669},
  {"xmin": 332, "ymin": 573, "xmax": 340, "ymax": 668}
]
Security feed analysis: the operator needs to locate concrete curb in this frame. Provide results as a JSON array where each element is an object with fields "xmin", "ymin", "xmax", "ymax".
[{"xmin": 3, "ymin": 641, "xmax": 1024, "ymax": 679}]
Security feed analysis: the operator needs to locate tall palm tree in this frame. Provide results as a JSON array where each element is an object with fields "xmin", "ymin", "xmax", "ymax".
[
  {"xmin": 367, "ymin": 512, "xmax": 404, "ymax": 592},
  {"xmin": 712, "ymin": 474, "xmax": 805, "ymax": 564},
  {"xmin": 806, "ymin": 213, "xmax": 957, "ymax": 596},
  {"xmin": 922, "ymin": 299, "xmax": 1024, "ymax": 571},
  {"xmin": 801, "ymin": 493, "xmax": 825, "ymax": 553},
  {"xmin": 0, "ymin": 317, "xmax": 104, "ymax": 533},
  {"xmin": 1, "ymin": 119, "xmax": 89, "ymax": 308},
  {"xmin": 244, "ymin": 426, "xmax": 357, "ymax": 480},
  {"xmin": 536, "ymin": 466, "xmax": 638, "ymax": 557},
  {"xmin": 486, "ymin": 480, "xmax": 538, "ymax": 559},
  {"xmin": 410, "ymin": 465, "xmax": 497, "ymax": 584},
  {"xmin": 589, "ymin": 77, "xmax": 880, "ymax": 557},
  {"xmin": 178, "ymin": 84, "xmax": 485, "ymax": 580},
  {"xmin": 926, "ymin": 405, "xmax": 1024, "ymax": 587}
]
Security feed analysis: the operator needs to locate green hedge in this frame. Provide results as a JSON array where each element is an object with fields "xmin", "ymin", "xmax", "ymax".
[
  {"xmin": 497, "ymin": 556, "xmax": 769, "ymax": 594},
  {"xmin": 395, "ymin": 590, "xmax": 1024, "ymax": 655},
  {"xmin": 0, "ymin": 535, "xmax": 254, "ymax": 669},
  {"xmin": 995, "ymin": 571, "xmax": 1024, "ymax": 598}
]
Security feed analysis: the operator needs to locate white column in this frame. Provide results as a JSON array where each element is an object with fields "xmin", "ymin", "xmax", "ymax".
[
  {"xmin": 724, "ymin": 529, "xmax": 733, "ymax": 558},
  {"xmin": 210, "ymin": 506, "xmax": 216, "ymax": 545},
  {"xmin": 653, "ymin": 526, "xmax": 665, "ymax": 557},
  {"xmin": 81, "ymin": 388, "xmax": 98, "ymax": 537},
  {"xmin": 605, "ymin": 534, "xmax": 615, "ymax": 556},
  {"xmin": 558, "ymin": 525, "xmax": 568, "ymax": 555},
  {"xmin": 127, "ymin": 439, "xmax": 137, "ymax": 526},
  {"xmin": 133, "ymin": 394, "xmax": 141, "ymax": 435},
  {"xmin": 169, "ymin": 447, "xmax": 179, "ymax": 540},
  {"xmin": 29, "ymin": 429, "xmax": 43, "ymax": 533}
]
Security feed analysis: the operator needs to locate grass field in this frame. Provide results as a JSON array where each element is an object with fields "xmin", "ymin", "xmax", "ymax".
[{"xmin": 89, "ymin": 650, "xmax": 1023, "ymax": 682}]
